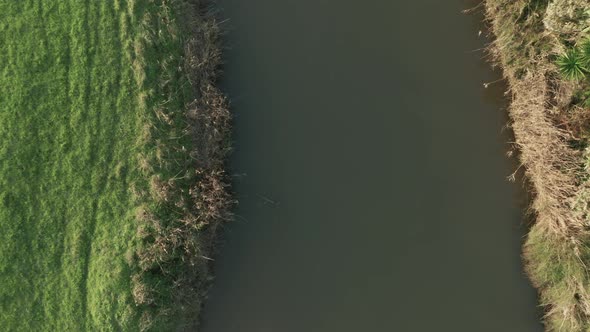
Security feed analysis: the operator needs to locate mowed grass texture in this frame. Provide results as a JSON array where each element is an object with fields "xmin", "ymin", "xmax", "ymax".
[{"xmin": 0, "ymin": 0, "xmax": 230, "ymax": 330}]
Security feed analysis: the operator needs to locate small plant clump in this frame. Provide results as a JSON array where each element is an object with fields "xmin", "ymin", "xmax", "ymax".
[
  {"xmin": 556, "ymin": 38, "xmax": 590, "ymax": 82},
  {"xmin": 556, "ymin": 38, "xmax": 590, "ymax": 80},
  {"xmin": 556, "ymin": 48, "xmax": 587, "ymax": 80}
]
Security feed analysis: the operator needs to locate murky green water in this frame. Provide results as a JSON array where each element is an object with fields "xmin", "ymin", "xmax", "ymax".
[{"xmin": 202, "ymin": 1, "xmax": 544, "ymax": 331}]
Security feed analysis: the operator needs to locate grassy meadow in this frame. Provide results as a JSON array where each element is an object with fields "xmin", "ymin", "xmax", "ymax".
[{"xmin": 0, "ymin": 0, "xmax": 230, "ymax": 330}]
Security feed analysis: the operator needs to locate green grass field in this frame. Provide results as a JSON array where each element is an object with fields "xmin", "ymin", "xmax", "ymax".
[{"xmin": 0, "ymin": 0, "xmax": 229, "ymax": 330}]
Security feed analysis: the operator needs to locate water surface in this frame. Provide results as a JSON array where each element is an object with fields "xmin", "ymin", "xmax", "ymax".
[{"xmin": 202, "ymin": 1, "xmax": 544, "ymax": 331}]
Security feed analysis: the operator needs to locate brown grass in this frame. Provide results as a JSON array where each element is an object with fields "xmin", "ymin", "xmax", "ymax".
[{"xmin": 485, "ymin": 0, "xmax": 584, "ymax": 241}]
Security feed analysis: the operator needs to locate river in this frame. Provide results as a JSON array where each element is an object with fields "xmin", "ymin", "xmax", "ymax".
[{"xmin": 201, "ymin": 0, "xmax": 544, "ymax": 331}]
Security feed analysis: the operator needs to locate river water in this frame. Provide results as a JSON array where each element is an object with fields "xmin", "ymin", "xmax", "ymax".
[{"xmin": 201, "ymin": 0, "xmax": 544, "ymax": 331}]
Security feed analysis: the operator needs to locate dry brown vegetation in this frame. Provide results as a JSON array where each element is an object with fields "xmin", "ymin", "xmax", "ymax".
[{"xmin": 485, "ymin": 0, "xmax": 590, "ymax": 330}]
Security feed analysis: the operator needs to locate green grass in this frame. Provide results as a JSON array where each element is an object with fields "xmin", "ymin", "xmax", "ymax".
[{"xmin": 0, "ymin": 0, "xmax": 229, "ymax": 330}]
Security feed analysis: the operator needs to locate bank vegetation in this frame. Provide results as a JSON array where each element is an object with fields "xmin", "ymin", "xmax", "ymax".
[
  {"xmin": 484, "ymin": 0, "xmax": 590, "ymax": 330},
  {"xmin": 130, "ymin": 0, "xmax": 232, "ymax": 329}
]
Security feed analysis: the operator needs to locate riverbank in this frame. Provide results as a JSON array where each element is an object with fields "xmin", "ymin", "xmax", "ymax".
[
  {"xmin": 130, "ymin": 0, "xmax": 231, "ymax": 330},
  {"xmin": 0, "ymin": 0, "xmax": 229, "ymax": 330},
  {"xmin": 484, "ymin": 0, "xmax": 590, "ymax": 330}
]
